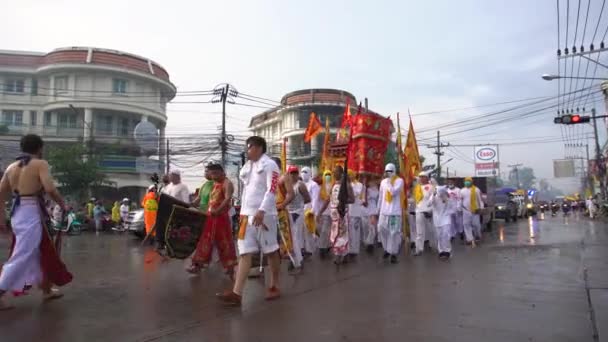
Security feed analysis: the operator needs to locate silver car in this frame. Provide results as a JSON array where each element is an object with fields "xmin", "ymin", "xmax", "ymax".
[{"xmin": 126, "ymin": 209, "xmax": 146, "ymax": 238}]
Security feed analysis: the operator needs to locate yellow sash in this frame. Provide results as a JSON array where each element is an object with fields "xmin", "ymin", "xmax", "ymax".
[
  {"xmin": 470, "ymin": 186, "xmax": 478, "ymax": 212},
  {"xmin": 385, "ymin": 176, "xmax": 398, "ymax": 203},
  {"xmin": 414, "ymin": 184, "xmax": 423, "ymax": 204}
]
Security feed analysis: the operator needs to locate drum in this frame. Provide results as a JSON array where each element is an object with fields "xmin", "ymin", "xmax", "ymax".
[
  {"xmin": 154, "ymin": 193, "xmax": 191, "ymax": 244},
  {"xmin": 165, "ymin": 205, "xmax": 205, "ymax": 259}
]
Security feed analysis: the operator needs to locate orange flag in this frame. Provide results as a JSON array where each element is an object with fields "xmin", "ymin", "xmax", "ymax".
[
  {"xmin": 319, "ymin": 118, "xmax": 331, "ymax": 173},
  {"xmin": 340, "ymin": 100, "xmax": 352, "ymax": 128},
  {"xmin": 404, "ymin": 116, "xmax": 422, "ymax": 190},
  {"xmin": 304, "ymin": 112, "xmax": 323, "ymax": 143}
]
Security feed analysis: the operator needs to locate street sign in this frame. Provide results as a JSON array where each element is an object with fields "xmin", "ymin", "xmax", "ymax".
[
  {"xmin": 474, "ymin": 145, "xmax": 499, "ymax": 177},
  {"xmin": 553, "ymin": 159, "xmax": 575, "ymax": 178}
]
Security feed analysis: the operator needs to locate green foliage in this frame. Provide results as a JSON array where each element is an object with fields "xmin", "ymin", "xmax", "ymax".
[
  {"xmin": 47, "ymin": 144, "xmax": 109, "ymax": 201},
  {"xmin": 508, "ymin": 166, "xmax": 536, "ymax": 189}
]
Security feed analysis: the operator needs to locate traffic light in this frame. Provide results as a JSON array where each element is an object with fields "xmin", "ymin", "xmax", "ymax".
[{"xmin": 554, "ymin": 114, "xmax": 591, "ymax": 124}]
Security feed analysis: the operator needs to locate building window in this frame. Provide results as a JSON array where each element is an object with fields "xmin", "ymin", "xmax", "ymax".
[
  {"xmin": 112, "ymin": 79, "xmax": 128, "ymax": 94},
  {"xmin": 58, "ymin": 114, "xmax": 77, "ymax": 129},
  {"xmin": 97, "ymin": 115, "xmax": 113, "ymax": 135},
  {"xmin": 2, "ymin": 110, "xmax": 23, "ymax": 125},
  {"xmin": 120, "ymin": 118, "xmax": 130, "ymax": 136},
  {"xmin": 31, "ymin": 79, "xmax": 38, "ymax": 96},
  {"xmin": 30, "ymin": 111, "xmax": 37, "ymax": 126},
  {"xmin": 4, "ymin": 79, "xmax": 25, "ymax": 93},
  {"xmin": 44, "ymin": 112, "xmax": 52, "ymax": 126},
  {"xmin": 55, "ymin": 76, "xmax": 68, "ymax": 93}
]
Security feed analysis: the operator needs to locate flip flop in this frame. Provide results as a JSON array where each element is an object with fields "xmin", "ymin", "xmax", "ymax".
[{"xmin": 43, "ymin": 290, "xmax": 64, "ymax": 302}]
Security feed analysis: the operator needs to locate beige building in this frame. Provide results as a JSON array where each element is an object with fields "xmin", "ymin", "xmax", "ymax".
[{"xmin": 0, "ymin": 47, "xmax": 176, "ymax": 197}]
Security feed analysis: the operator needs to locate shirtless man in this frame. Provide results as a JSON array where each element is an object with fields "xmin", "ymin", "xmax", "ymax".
[{"xmin": 0, "ymin": 134, "xmax": 73, "ymax": 310}]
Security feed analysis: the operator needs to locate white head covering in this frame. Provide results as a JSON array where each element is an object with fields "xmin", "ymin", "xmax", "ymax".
[
  {"xmin": 301, "ymin": 167, "xmax": 312, "ymax": 182},
  {"xmin": 418, "ymin": 171, "xmax": 429, "ymax": 178},
  {"xmin": 385, "ymin": 163, "xmax": 396, "ymax": 172},
  {"xmin": 169, "ymin": 169, "xmax": 181, "ymax": 176}
]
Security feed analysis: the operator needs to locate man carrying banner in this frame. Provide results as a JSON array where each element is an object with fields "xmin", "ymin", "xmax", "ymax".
[
  {"xmin": 189, "ymin": 163, "xmax": 237, "ymax": 277},
  {"xmin": 414, "ymin": 171, "xmax": 435, "ymax": 256},
  {"xmin": 300, "ymin": 167, "xmax": 319, "ymax": 256},
  {"xmin": 286, "ymin": 165, "xmax": 311, "ymax": 269},
  {"xmin": 317, "ymin": 170, "xmax": 333, "ymax": 259},
  {"xmin": 347, "ymin": 170, "xmax": 365, "ymax": 258},
  {"xmin": 363, "ymin": 176, "xmax": 379, "ymax": 253},
  {"xmin": 217, "ymin": 136, "xmax": 282, "ymax": 306},
  {"xmin": 325, "ymin": 165, "xmax": 354, "ymax": 265},
  {"xmin": 377, "ymin": 163, "xmax": 404, "ymax": 264}
]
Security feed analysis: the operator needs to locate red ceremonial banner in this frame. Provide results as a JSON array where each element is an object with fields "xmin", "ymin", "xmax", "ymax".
[{"xmin": 347, "ymin": 113, "xmax": 391, "ymax": 176}]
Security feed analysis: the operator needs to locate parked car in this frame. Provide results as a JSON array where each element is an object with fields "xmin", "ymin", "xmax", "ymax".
[
  {"xmin": 126, "ymin": 209, "xmax": 146, "ymax": 238},
  {"xmin": 494, "ymin": 194, "xmax": 518, "ymax": 222}
]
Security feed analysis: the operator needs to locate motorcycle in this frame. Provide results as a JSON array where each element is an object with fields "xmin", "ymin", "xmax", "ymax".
[
  {"xmin": 562, "ymin": 202, "xmax": 571, "ymax": 216},
  {"xmin": 551, "ymin": 203, "xmax": 559, "ymax": 216}
]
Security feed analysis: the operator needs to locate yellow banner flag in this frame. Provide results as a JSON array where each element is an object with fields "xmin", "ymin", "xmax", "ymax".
[{"xmin": 319, "ymin": 117, "xmax": 331, "ymax": 173}]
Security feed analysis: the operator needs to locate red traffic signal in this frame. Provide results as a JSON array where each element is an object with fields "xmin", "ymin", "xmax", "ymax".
[{"xmin": 554, "ymin": 114, "xmax": 591, "ymax": 125}]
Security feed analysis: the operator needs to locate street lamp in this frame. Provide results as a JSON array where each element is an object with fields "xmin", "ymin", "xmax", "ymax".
[{"xmin": 541, "ymin": 74, "xmax": 608, "ymax": 81}]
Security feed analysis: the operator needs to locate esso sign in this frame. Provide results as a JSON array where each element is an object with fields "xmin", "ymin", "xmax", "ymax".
[{"xmin": 476, "ymin": 148, "xmax": 496, "ymax": 161}]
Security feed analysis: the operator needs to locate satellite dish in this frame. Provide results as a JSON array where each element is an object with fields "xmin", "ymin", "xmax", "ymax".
[{"xmin": 134, "ymin": 121, "xmax": 159, "ymax": 153}]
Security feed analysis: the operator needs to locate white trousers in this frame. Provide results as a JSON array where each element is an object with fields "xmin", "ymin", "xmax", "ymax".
[
  {"xmin": 463, "ymin": 210, "xmax": 481, "ymax": 242},
  {"xmin": 348, "ymin": 216, "xmax": 362, "ymax": 254},
  {"xmin": 303, "ymin": 217, "xmax": 317, "ymax": 254},
  {"xmin": 435, "ymin": 224, "xmax": 452, "ymax": 254},
  {"xmin": 0, "ymin": 201, "xmax": 43, "ymax": 291},
  {"xmin": 290, "ymin": 212, "xmax": 304, "ymax": 267},
  {"xmin": 450, "ymin": 212, "xmax": 464, "ymax": 237},
  {"xmin": 415, "ymin": 213, "xmax": 433, "ymax": 253},
  {"xmin": 408, "ymin": 213, "xmax": 416, "ymax": 243},
  {"xmin": 318, "ymin": 215, "xmax": 332, "ymax": 249},
  {"xmin": 378, "ymin": 215, "xmax": 403, "ymax": 255},
  {"xmin": 362, "ymin": 216, "xmax": 377, "ymax": 246}
]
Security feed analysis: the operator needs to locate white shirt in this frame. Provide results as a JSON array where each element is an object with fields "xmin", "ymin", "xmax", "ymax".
[
  {"xmin": 377, "ymin": 177, "xmax": 404, "ymax": 216},
  {"xmin": 120, "ymin": 204, "xmax": 130, "ymax": 220},
  {"xmin": 459, "ymin": 187, "xmax": 485, "ymax": 212},
  {"xmin": 366, "ymin": 185, "xmax": 379, "ymax": 216},
  {"xmin": 165, "ymin": 183, "xmax": 191, "ymax": 203},
  {"xmin": 447, "ymin": 186, "xmax": 461, "ymax": 212},
  {"xmin": 240, "ymin": 154, "xmax": 280, "ymax": 216},
  {"xmin": 415, "ymin": 183, "xmax": 434, "ymax": 213},
  {"xmin": 321, "ymin": 182, "xmax": 332, "ymax": 216},
  {"xmin": 431, "ymin": 191, "xmax": 456, "ymax": 227},
  {"xmin": 348, "ymin": 182, "xmax": 365, "ymax": 217},
  {"xmin": 304, "ymin": 180, "xmax": 321, "ymax": 216}
]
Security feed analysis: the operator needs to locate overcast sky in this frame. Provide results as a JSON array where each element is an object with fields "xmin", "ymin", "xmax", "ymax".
[{"xmin": 4, "ymin": 0, "xmax": 608, "ymax": 192}]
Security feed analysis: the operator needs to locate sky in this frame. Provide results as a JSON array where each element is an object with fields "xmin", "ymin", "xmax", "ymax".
[{"xmin": 3, "ymin": 0, "xmax": 608, "ymax": 192}]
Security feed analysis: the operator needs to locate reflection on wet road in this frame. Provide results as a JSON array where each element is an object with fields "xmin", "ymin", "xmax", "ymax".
[{"xmin": 1, "ymin": 214, "xmax": 607, "ymax": 342}]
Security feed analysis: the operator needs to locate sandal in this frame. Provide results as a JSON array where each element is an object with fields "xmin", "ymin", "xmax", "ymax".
[{"xmin": 43, "ymin": 289, "xmax": 64, "ymax": 302}]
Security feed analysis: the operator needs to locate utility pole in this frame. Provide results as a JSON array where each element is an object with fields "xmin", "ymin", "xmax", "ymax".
[
  {"xmin": 508, "ymin": 163, "xmax": 523, "ymax": 188},
  {"xmin": 165, "ymin": 139, "xmax": 170, "ymax": 174},
  {"xmin": 586, "ymin": 143, "xmax": 594, "ymax": 194},
  {"xmin": 427, "ymin": 131, "xmax": 449, "ymax": 182},
  {"xmin": 591, "ymin": 108, "xmax": 606, "ymax": 199},
  {"xmin": 220, "ymin": 84, "xmax": 229, "ymax": 168}
]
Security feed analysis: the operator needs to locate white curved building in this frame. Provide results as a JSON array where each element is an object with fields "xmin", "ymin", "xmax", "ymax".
[{"xmin": 0, "ymin": 47, "xmax": 176, "ymax": 199}]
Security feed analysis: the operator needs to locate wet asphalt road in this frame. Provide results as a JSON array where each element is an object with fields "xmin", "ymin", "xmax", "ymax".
[{"xmin": 0, "ymin": 213, "xmax": 607, "ymax": 342}]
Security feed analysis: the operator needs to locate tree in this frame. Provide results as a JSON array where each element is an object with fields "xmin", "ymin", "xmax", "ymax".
[
  {"xmin": 47, "ymin": 144, "xmax": 109, "ymax": 201},
  {"xmin": 508, "ymin": 166, "xmax": 536, "ymax": 189}
]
